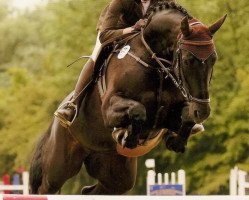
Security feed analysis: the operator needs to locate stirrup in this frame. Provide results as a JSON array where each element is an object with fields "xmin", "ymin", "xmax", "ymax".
[{"xmin": 54, "ymin": 102, "xmax": 78, "ymax": 128}]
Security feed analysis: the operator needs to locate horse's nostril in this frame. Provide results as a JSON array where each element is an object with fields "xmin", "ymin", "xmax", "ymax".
[{"xmin": 194, "ymin": 110, "xmax": 199, "ymax": 119}]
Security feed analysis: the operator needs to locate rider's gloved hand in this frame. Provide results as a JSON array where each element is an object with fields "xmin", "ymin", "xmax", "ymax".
[
  {"xmin": 122, "ymin": 19, "xmax": 147, "ymax": 35},
  {"xmin": 132, "ymin": 19, "xmax": 147, "ymax": 30},
  {"xmin": 123, "ymin": 27, "xmax": 135, "ymax": 34}
]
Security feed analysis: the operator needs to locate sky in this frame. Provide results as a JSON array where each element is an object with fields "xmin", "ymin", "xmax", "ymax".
[{"xmin": 11, "ymin": 0, "xmax": 48, "ymax": 10}]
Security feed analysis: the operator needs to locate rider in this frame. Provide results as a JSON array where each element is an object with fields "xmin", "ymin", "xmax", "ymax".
[{"xmin": 54, "ymin": 0, "xmax": 175, "ymax": 127}]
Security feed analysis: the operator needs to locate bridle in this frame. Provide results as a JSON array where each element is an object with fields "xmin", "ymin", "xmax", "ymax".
[
  {"xmin": 139, "ymin": 23, "xmax": 215, "ymax": 104},
  {"xmin": 175, "ymin": 38, "xmax": 214, "ymax": 104}
]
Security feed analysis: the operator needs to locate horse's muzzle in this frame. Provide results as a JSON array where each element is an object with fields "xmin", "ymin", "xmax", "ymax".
[{"xmin": 189, "ymin": 102, "xmax": 211, "ymax": 124}]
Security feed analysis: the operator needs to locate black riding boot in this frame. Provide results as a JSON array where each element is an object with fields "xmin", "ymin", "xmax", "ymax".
[{"xmin": 54, "ymin": 58, "xmax": 95, "ymax": 127}]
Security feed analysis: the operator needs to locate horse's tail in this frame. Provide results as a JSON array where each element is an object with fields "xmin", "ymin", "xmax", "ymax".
[{"xmin": 29, "ymin": 124, "xmax": 52, "ymax": 194}]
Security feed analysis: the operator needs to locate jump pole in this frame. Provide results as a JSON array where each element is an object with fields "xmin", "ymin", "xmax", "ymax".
[{"xmin": 0, "ymin": 195, "xmax": 249, "ymax": 200}]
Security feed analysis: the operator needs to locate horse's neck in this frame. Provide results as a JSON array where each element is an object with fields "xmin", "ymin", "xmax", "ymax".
[{"xmin": 144, "ymin": 12, "xmax": 182, "ymax": 57}]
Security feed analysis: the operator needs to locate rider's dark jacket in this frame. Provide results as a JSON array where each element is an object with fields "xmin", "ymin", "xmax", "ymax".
[{"xmin": 98, "ymin": 0, "xmax": 161, "ymax": 43}]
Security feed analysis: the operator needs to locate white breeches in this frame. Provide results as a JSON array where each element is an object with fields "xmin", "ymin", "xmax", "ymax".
[{"xmin": 91, "ymin": 32, "xmax": 101, "ymax": 62}]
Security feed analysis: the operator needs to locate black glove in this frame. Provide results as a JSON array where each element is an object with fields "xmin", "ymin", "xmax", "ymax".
[{"xmin": 132, "ymin": 19, "xmax": 147, "ymax": 30}]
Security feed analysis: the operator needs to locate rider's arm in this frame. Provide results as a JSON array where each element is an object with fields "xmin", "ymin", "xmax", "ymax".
[{"xmin": 99, "ymin": 0, "xmax": 135, "ymax": 43}]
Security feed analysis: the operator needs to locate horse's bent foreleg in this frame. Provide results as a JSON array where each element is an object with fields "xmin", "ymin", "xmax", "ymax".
[
  {"xmin": 102, "ymin": 94, "xmax": 146, "ymax": 148},
  {"xmin": 102, "ymin": 95, "xmax": 146, "ymax": 127},
  {"xmin": 82, "ymin": 153, "xmax": 137, "ymax": 195},
  {"xmin": 164, "ymin": 105, "xmax": 195, "ymax": 153},
  {"xmin": 32, "ymin": 119, "xmax": 86, "ymax": 194}
]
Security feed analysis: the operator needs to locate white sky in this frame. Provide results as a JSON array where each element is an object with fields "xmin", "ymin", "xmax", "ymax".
[{"xmin": 11, "ymin": 0, "xmax": 48, "ymax": 10}]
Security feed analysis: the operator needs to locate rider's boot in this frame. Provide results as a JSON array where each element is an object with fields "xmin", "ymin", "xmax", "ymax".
[{"xmin": 54, "ymin": 58, "xmax": 95, "ymax": 127}]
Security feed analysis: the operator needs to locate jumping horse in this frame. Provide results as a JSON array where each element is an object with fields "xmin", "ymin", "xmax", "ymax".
[{"xmin": 30, "ymin": 2, "xmax": 226, "ymax": 194}]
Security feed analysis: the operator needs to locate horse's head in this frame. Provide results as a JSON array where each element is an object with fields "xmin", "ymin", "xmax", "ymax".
[
  {"xmin": 177, "ymin": 15, "xmax": 226, "ymax": 123},
  {"xmin": 143, "ymin": 3, "xmax": 226, "ymax": 123}
]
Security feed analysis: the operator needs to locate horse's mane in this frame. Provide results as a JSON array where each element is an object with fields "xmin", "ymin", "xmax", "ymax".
[{"xmin": 145, "ymin": 1, "xmax": 193, "ymax": 19}]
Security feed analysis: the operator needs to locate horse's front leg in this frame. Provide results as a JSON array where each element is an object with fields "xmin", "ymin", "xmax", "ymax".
[
  {"xmin": 102, "ymin": 94, "xmax": 146, "ymax": 149},
  {"xmin": 165, "ymin": 105, "xmax": 196, "ymax": 153}
]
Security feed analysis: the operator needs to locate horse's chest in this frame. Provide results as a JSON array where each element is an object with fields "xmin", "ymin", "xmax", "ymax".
[{"xmin": 140, "ymin": 91, "xmax": 157, "ymax": 107}]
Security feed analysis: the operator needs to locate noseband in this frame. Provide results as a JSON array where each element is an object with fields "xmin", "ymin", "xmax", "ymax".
[{"xmin": 140, "ymin": 24, "xmax": 214, "ymax": 104}]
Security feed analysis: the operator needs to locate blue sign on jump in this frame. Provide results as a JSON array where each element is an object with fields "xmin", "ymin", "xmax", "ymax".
[{"xmin": 150, "ymin": 184, "xmax": 183, "ymax": 195}]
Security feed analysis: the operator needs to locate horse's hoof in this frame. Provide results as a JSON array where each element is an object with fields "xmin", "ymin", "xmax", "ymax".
[
  {"xmin": 123, "ymin": 139, "xmax": 137, "ymax": 149},
  {"xmin": 113, "ymin": 127, "xmax": 138, "ymax": 149},
  {"xmin": 123, "ymin": 133, "xmax": 139, "ymax": 149},
  {"xmin": 191, "ymin": 123, "xmax": 204, "ymax": 135},
  {"xmin": 112, "ymin": 128, "xmax": 126, "ymax": 144},
  {"xmin": 164, "ymin": 133, "xmax": 186, "ymax": 153},
  {"xmin": 81, "ymin": 185, "xmax": 96, "ymax": 194}
]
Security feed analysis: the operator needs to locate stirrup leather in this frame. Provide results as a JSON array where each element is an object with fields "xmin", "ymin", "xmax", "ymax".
[{"xmin": 54, "ymin": 102, "xmax": 78, "ymax": 128}]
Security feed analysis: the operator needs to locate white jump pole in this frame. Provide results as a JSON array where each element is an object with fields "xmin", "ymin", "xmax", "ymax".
[
  {"xmin": 146, "ymin": 170, "xmax": 156, "ymax": 195},
  {"xmin": 145, "ymin": 159, "xmax": 156, "ymax": 195},
  {"xmin": 171, "ymin": 172, "xmax": 176, "ymax": 184},
  {"xmin": 230, "ymin": 166, "xmax": 249, "ymax": 195},
  {"xmin": 22, "ymin": 171, "xmax": 29, "ymax": 195},
  {"xmin": 178, "ymin": 169, "xmax": 186, "ymax": 195},
  {"xmin": 238, "ymin": 170, "xmax": 249, "ymax": 195},
  {"xmin": 230, "ymin": 166, "xmax": 238, "ymax": 195}
]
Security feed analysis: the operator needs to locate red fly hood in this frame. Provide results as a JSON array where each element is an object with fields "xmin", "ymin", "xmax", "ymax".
[{"xmin": 179, "ymin": 19, "xmax": 215, "ymax": 61}]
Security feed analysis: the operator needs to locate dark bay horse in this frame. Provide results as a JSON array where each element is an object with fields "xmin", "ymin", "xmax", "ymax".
[{"xmin": 30, "ymin": 2, "xmax": 226, "ymax": 195}]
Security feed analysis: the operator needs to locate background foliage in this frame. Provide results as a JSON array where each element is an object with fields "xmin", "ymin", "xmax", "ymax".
[{"xmin": 0, "ymin": 0, "xmax": 248, "ymax": 195}]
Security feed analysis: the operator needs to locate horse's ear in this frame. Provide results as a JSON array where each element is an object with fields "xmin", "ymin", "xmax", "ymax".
[
  {"xmin": 181, "ymin": 16, "xmax": 191, "ymax": 37},
  {"xmin": 209, "ymin": 14, "xmax": 227, "ymax": 35}
]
